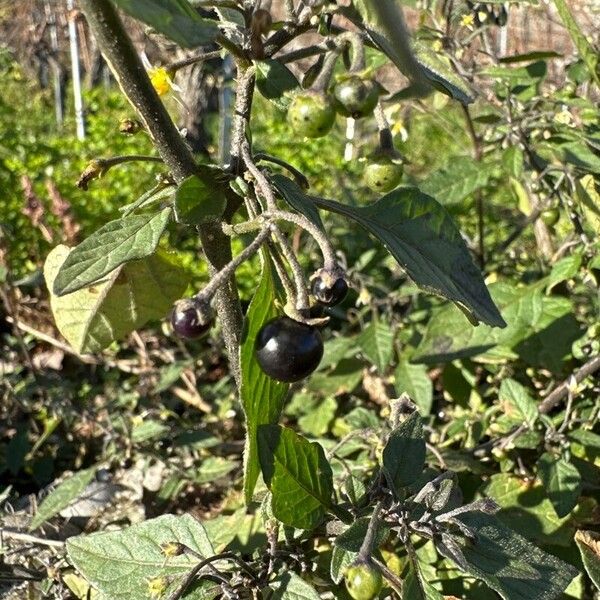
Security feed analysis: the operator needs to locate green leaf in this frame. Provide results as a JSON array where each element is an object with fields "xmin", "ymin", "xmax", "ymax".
[
  {"xmin": 414, "ymin": 282, "xmax": 579, "ymax": 372},
  {"xmin": 330, "ymin": 545, "xmax": 357, "ymax": 584},
  {"xmin": 333, "ymin": 517, "xmax": 389, "ymax": 552},
  {"xmin": 546, "ymin": 253, "xmax": 582, "ymax": 292},
  {"xmin": 402, "ymin": 560, "xmax": 443, "ymax": 600},
  {"xmin": 45, "ymin": 246, "xmax": 188, "ymax": 353},
  {"xmin": 454, "ymin": 512, "xmax": 578, "ymax": 600},
  {"xmin": 29, "ymin": 467, "xmax": 96, "ymax": 531},
  {"xmin": 67, "ymin": 514, "xmax": 218, "ymax": 600},
  {"xmin": 481, "ymin": 60, "xmax": 547, "ymax": 83},
  {"xmin": 270, "ymin": 572, "xmax": 321, "ymax": 599},
  {"xmin": 382, "ymin": 412, "xmax": 426, "ymax": 494},
  {"xmin": 575, "ymin": 174, "xmax": 600, "ymax": 234},
  {"xmin": 298, "ymin": 397, "xmax": 337, "ymax": 437},
  {"xmin": 111, "ymin": 0, "xmax": 219, "ymax": 48},
  {"xmin": 174, "ymin": 175, "xmax": 226, "ymax": 225},
  {"xmin": 194, "ymin": 457, "xmax": 237, "ymax": 484},
  {"xmin": 131, "ymin": 420, "xmax": 168, "ymax": 443},
  {"xmin": 271, "ymin": 174, "xmax": 324, "ymax": 231},
  {"xmin": 313, "ymin": 188, "xmax": 504, "ymax": 328},
  {"xmin": 351, "ymin": 0, "xmax": 432, "ymax": 93},
  {"xmin": 394, "ymin": 360, "xmax": 433, "ymax": 415},
  {"xmin": 307, "ymin": 358, "xmax": 364, "ymax": 397},
  {"xmin": 258, "ymin": 425, "xmax": 333, "ymax": 530},
  {"xmin": 482, "ymin": 473, "xmax": 573, "ymax": 546},
  {"xmin": 499, "ymin": 51, "xmax": 563, "ymax": 63},
  {"xmin": 413, "ymin": 41, "xmax": 475, "ymax": 105},
  {"xmin": 53, "ymin": 208, "xmax": 172, "ymax": 296},
  {"xmin": 358, "ymin": 319, "xmax": 394, "ymax": 373},
  {"xmin": 499, "ymin": 378, "xmax": 538, "ymax": 427},
  {"xmin": 502, "ymin": 147, "xmax": 525, "ymax": 178},
  {"xmin": 551, "ymin": 0, "xmax": 600, "ymax": 86},
  {"xmin": 256, "ymin": 60, "xmax": 299, "ymax": 110},
  {"xmin": 538, "ymin": 453, "xmax": 581, "ymax": 518},
  {"xmin": 420, "ymin": 156, "xmax": 489, "ymax": 205},
  {"xmin": 575, "ymin": 530, "xmax": 600, "ymax": 590},
  {"xmin": 240, "ymin": 258, "xmax": 289, "ymax": 505}
]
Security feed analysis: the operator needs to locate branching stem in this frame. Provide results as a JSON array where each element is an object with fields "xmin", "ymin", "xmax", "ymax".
[{"xmin": 79, "ymin": 0, "xmax": 243, "ymax": 385}]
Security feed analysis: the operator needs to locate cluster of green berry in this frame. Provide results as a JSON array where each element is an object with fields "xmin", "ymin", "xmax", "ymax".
[{"xmin": 287, "ymin": 77, "xmax": 403, "ymax": 194}]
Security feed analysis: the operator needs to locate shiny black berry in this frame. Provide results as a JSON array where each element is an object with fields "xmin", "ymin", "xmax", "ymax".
[
  {"xmin": 254, "ymin": 316, "xmax": 324, "ymax": 382},
  {"xmin": 312, "ymin": 276, "xmax": 348, "ymax": 307},
  {"xmin": 171, "ymin": 303, "xmax": 211, "ymax": 339}
]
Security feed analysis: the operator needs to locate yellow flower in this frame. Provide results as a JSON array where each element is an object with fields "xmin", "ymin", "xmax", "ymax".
[
  {"xmin": 149, "ymin": 67, "xmax": 173, "ymax": 97},
  {"xmin": 461, "ymin": 13, "xmax": 475, "ymax": 30},
  {"xmin": 141, "ymin": 52, "xmax": 182, "ymax": 98}
]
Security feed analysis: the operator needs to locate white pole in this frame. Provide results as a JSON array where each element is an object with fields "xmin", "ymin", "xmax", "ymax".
[
  {"xmin": 498, "ymin": 3, "xmax": 509, "ymax": 57},
  {"xmin": 67, "ymin": 0, "xmax": 85, "ymax": 139},
  {"xmin": 45, "ymin": 1, "xmax": 64, "ymax": 126}
]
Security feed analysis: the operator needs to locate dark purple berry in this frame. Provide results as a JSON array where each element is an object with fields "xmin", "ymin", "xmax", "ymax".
[
  {"xmin": 171, "ymin": 303, "xmax": 211, "ymax": 339},
  {"xmin": 312, "ymin": 276, "xmax": 348, "ymax": 307},
  {"xmin": 254, "ymin": 316, "xmax": 324, "ymax": 382}
]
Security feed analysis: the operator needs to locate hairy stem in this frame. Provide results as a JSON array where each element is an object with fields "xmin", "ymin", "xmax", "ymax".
[{"xmin": 79, "ymin": 0, "xmax": 243, "ymax": 385}]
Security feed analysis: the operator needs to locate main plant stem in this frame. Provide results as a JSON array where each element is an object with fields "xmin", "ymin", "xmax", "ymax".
[{"xmin": 79, "ymin": 0, "xmax": 243, "ymax": 385}]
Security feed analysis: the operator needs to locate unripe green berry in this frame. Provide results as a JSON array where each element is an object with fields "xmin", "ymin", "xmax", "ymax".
[
  {"xmin": 287, "ymin": 91, "xmax": 336, "ymax": 138},
  {"xmin": 364, "ymin": 157, "xmax": 403, "ymax": 193},
  {"xmin": 345, "ymin": 563, "xmax": 383, "ymax": 600}
]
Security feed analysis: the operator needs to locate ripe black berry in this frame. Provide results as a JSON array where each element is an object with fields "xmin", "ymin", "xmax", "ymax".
[
  {"xmin": 171, "ymin": 302, "xmax": 211, "ymax": 339},
  {"xmin": 254, "ymin": 316, "xmax": 324, "ymax": 382},
  {"xmin": 312, "ymin": 275, "xmax": 348, "ymax": 307}
]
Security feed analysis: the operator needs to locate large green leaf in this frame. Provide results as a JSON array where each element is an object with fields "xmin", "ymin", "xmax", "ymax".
[
  {"xmin": 30, "ymin": 467, "xmax": 96, "ymax": 531},
  {"xmin": 575, "ymin": 530, "xmax": 600, "ymax": 590},
  {"xmin": 394, "ymin": 360, "xmax": 433, "ymax": 415},
  {"xmin": 53, "ymin": 208, "xmax": 172, "ymax": 296},
  {"xmin": 358, "ymin": 319, "xmax": 394, "ymax": 373},
  {"xmin": 258, "ymin": 425, "xmax": 333, "ymax": 530},
  {"xmin": 67, "ymin": 514, "xmax": 218, "ymax": 600},
  {"xmin": 414, "ymin": 282, "xmax": 580, "ymax": 371},
  {"xmin": 240, "ymin": 258, "xmax": 289, "ymax": 504},
  {"xmin": 313, "ymin": 188, "xmax": 504, "ymax": 327},
  {"xmin": 111, "ymin": 0, "xmax": 219, "ymax": 48},
  {"xmin": 174, "ymin": 175, "xmax": 226, "ymax": 225},
  {"xmin": 420, "ymin": 156, "xmax": 489, "ymax": 205},
  {"xmin": 538, "ymin": 453, "xmax": 581, "ymax": 518},
  {"xmin": 382, "ymin": 412, "xmax": 426, "ymax": 495},
  {"xmin": 45, "ymin": 245, "xmax": 188, "ymax": 353},
  {"xmin": 454, "ymin": 512, "xmax": 578, "ymax": 600}
]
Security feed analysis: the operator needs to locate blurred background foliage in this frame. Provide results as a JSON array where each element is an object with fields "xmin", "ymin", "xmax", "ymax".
[{"xmin": 0, "ymin": 0, "xmax": 599, "ymax": 598}]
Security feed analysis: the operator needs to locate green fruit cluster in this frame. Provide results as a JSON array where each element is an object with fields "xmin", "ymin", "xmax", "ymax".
[{"xmin": 287, "ymin": 78, "xmax": 403, "ymax": 194}]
